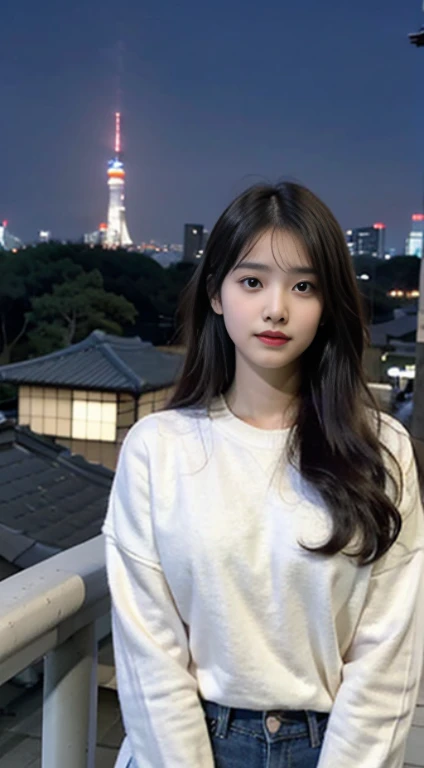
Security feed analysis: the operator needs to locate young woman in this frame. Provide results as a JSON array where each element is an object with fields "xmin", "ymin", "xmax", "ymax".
[{"xmin": 103, "ymin": 181, "xmax": 424, "ymax": 768}]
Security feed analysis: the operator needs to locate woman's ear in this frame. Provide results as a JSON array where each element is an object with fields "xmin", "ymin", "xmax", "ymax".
[
  {"xmin": 210, "ymin": 294, "xmax": 223, "ymax": 315},
  {"xmin": 207, "ymin": 275, "xmax": 223, "ymax": 315}
]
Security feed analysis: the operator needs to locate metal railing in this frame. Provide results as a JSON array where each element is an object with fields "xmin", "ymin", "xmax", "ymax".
[{"xmin": 0, "ymin": 535, "xmax": 110, "ymax": 768}]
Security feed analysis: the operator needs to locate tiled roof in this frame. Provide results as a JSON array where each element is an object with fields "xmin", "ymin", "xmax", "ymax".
[
  {"xmin": 0, "ymin": 330, "xmax": 183, "ymax": 393},
  {"xmin": 0, "ymin": 421, "xmax": 113, "ymax": 568}
]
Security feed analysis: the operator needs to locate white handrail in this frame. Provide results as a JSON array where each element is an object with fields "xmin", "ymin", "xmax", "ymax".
[{"xmin": 0, "ymin": 535, "xmax": 111, "ymax": 768}]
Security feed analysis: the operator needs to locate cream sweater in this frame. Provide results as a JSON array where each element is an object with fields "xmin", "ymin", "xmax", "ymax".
[{"xmin": 103, "ymin": 395, "xmax": 424, "ymax": 767}]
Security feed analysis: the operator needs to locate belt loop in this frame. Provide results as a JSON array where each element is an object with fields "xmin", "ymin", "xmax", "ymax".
[
  {"xmin": 214, "ymin": 704, "xmax": 231, "ymax": 739},
  {"xmin": 305, "ymin": 710, "xmax": 320, "ymax": 748}
]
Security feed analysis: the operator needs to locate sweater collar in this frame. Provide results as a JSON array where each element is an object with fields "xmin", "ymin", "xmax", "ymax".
[{"xmin": 208, "ymin": 394, "xmax": 292, "ymax": 450}]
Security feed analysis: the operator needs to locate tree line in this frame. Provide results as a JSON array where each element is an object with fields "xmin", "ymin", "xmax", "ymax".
[{"xmin": 0, "ymin": 243, "xmax": 195, "ymax": 364}]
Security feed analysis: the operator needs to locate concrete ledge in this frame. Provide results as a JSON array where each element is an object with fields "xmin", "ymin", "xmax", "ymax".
[{"xmin": 0, "ymin": 536, "xmax": 109, "ymax": 685}]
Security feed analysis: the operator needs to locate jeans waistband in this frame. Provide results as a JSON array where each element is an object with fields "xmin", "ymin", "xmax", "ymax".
[
  {"xmin": 200, "ymin": 698, "xmax": 329, "ymax": 748},
  {"xmin": 200, "ymin": 698, "xmax": 328, "ymax": 723}
]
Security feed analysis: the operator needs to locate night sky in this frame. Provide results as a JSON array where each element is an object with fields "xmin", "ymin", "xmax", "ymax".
[{"xmin": 2, "ymin": 0, "xmax": 423, "ymax": 251}]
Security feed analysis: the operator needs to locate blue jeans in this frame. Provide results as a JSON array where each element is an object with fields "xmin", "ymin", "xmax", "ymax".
[{"xmin": 200, "ymin": 698, "xmax": 329, "ymax": 768}]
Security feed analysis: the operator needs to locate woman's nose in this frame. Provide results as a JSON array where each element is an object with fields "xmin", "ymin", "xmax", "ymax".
[{"xmin": 263, "ymin": 290, "xmax": 288, "ymax": 323}]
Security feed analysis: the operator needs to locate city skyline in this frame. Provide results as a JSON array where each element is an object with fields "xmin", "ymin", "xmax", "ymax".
[
  {"xmin": 4, "ymin": 207, "xmax": 424, "ymax": 257},
  {"xmin": 1, "ymin": 0, "xmax": 423, "ymax": 251}
]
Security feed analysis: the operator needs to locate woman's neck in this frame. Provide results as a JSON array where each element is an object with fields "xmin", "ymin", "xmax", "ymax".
[{"xmin": 225, "ymin": 379, "xmax": 299, "ymax": 430}]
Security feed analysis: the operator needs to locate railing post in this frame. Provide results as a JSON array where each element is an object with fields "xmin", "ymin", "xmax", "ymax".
[{"xmin": 42, "ymin": 622, "xmax": 98, "ymax": 768}]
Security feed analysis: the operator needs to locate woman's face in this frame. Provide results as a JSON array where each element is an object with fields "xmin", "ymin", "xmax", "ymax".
[{"xmin": 211, "ymin": 228, "xmax": 324, "ymax": 377}]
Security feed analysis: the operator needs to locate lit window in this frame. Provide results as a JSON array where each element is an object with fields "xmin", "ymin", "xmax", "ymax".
[{"xmin": 72, "ymin": 399, "xmax": 117, "ymax": 442}]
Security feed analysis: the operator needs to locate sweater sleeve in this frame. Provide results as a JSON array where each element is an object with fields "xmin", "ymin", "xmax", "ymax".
[
  {"xmin": 317, "ymin": 436, "xmax": 424, "ymax": 768},
  {"xmin": 102, "ymin": 423, "xmax": 215, "ymax": 768}
]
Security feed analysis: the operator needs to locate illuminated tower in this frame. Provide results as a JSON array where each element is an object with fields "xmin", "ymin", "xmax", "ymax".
[{"xmin": 106, "ymin": 112, "xmax": 132, "ymax": 247}]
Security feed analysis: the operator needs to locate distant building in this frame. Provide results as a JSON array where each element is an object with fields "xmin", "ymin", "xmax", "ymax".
[
  {"xmin": 0, "ymin": 221, "xmax": 23, "ymax": 251},
  {"xmin": 38, "ymin": 230, "xmax": 51, "ymax": 243},
  {"xmin": 183, "ymin": 224, "xmax": 206, "ymax": 263},
  {"xmin": 84, "ymin": 223, "xmax": 108, "ymax": 247},
  {"xmin": 405, "ymin": 214, "xmax": 424, "ymax": 258},
  {"xmin": 346, "ymin": 223, "xmax": 386, "ymax": 259}
]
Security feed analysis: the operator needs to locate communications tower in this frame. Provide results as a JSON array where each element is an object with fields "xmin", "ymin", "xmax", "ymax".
[{"xmin": 106, "ymin": 112, "xmax": 132, "ymax": 247}]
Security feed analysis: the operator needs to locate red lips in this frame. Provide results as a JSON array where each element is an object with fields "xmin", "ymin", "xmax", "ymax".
[{"xmin": 256, "ymin": 332, "xmax": 290, "ymax": 340}]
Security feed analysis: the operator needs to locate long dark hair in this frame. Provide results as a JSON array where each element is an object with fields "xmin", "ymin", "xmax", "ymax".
[{"xmin": 167, "ymin": 181, "xmax": 403, "ymax": 565}]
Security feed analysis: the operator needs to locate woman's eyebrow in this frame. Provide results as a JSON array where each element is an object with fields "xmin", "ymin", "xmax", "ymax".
[{"xmin": 233, "ymin": 261, "xmax": 318, "ymax": 275}]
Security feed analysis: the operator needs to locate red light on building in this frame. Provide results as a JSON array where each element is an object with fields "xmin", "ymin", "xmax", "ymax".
[
  {"xmin": 2, "ymin": 220, "xmax": 8, "ymax": 227},
  {"xmin": 373, "ymin": 222, "xmax": 386, "ymax": 230},
  {"xmin": 99, "ymin": 222, "xmax": 108, "ymax": 231},
  {"xmin": 412, "ymin": 214, "xmax": 424, "ymax": 222}
]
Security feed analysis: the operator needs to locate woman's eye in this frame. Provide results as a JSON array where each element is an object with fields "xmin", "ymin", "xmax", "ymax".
[
  {"xmin": 241, "ymin": 278, "xmax": 261, "ymax": 289},
  {"xmin": 294, "ymin": 281, "xmax": 315, "ymax": 293}
]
